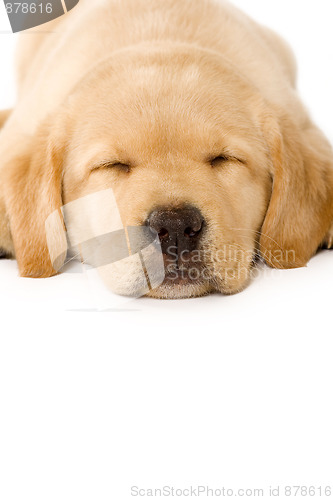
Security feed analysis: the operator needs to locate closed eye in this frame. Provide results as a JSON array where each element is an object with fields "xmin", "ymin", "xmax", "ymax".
[
  {"xmin": 210, "ymin": 155, "xmax": 230, "ymax": 167},
  {"xmin": 92, "ymin": 161, "xmax": 131, "ymax": 173},
  {"xmin": 109, "ymin": 162, "xmax": 130, "ymax": 172},
  {"xmin": 209, "ymin": 155, "xmax": 247, "ymax": 167}
]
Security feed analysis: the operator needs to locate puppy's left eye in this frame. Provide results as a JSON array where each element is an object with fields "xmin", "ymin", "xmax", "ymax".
[{"xmin": 109, "ymin": 162, "xmax": 130, "ymax": 172}]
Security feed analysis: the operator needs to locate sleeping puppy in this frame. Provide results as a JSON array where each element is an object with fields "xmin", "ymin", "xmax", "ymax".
[{"xmin": 0, "ymin": 0, "xmax": 333, "ymax": 299}]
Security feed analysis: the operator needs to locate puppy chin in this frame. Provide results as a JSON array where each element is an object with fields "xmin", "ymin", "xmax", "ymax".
[
  {"xmin": 93, "ymin": 251, "xmax": 253, "ymax": 299},
  {"xmin": 146, "ymin": 280, "xmax": 212, "ymax": 300},
  {"xmin": 96, "ymin": 255, "xmax": 212, "ymax": 299}
]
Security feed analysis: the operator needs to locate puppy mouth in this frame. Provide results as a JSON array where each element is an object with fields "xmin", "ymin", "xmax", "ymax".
[
  {"xmin": 84, "ymin": 225, "xmax": 254, "ymax": 299},
  {"xmin": 145, "ymin": 244, "xmax": 255, "ymax": 299},
  {"xmin": 163, "ymin": 261, "xmax": 207, "ymax": 286},
  {"xmin": 146, "ymin": 252, "xmax": 213, "ymax": 299}
]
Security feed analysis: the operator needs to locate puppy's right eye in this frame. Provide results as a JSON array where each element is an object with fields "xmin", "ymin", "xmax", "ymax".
[{"xmin": 92, "ymin": 161, "xmax": 130, "ymax": 173}]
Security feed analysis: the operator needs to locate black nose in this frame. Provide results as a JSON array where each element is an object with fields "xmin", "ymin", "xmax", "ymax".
[{"xmin": 147, "ymin": 206, "xmax": 205, "ymax": 255}]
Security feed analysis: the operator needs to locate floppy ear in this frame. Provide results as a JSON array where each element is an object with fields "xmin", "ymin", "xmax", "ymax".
[
  {"xmin": 3, "ymin": 115, "xmax": 68, "ymax": 277},
  {"xmin": 259, "ymin": 110, "xmax": 333, "ymax": 269}
]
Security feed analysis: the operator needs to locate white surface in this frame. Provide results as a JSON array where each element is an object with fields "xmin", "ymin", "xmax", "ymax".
[{"xmin": 0, "ymin": 2, "xmax": 333, "ymax": 499}]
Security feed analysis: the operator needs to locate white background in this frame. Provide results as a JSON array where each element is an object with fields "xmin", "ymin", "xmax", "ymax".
[{"xmin": 0, "ymin": 1, "xmax": 333, "ymax": 499}]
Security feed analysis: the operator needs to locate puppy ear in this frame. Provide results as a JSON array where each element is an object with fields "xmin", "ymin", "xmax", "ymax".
[
  {"xmin": 4, "ymin": 115, "xmax": 68, "ymax": 277},
  {"xmin": 259, "ymin": 110, "xmax": 333, "ymax": 268}
]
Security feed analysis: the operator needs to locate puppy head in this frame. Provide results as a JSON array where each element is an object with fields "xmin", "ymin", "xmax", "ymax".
[{"xmin": 5, "ymin": 44, "xmax": 333, "ymax": 298}]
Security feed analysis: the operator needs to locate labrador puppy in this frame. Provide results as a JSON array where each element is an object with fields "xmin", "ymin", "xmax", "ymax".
[{"xmin": 0, "ymin": 0, "xmax": 332, "ymax": 299}]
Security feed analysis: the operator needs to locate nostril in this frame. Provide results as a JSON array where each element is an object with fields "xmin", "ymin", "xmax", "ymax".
[
  {"xmin": 158, "ymin": 228, "xmax": 169, "ymax": 239},
  {"xmin": 184, "ymin": 221, "xmax": 203, "ymax": 238},
  {"xmin": 184, "ymin": 227, "xmax": 198, "ymax": 238}
]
